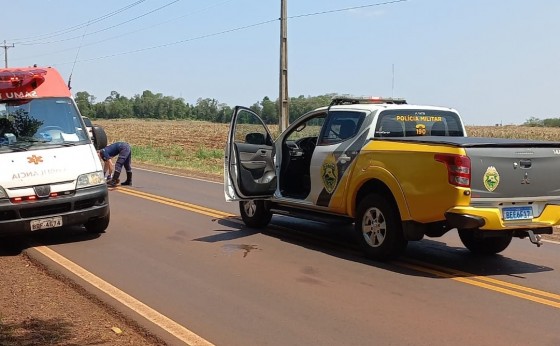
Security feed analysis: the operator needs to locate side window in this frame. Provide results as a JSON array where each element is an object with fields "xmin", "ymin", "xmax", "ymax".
[
  {"xmin": 285, "ymin": 113, "xmax": 325, "ymax": 142},
  {"xmin": 318, "ymin": 111, "xmax": 365, "ymax": 145},
  {"xmin": 234, "ymin": 109, "xmax": 272, "ymax": 145}
]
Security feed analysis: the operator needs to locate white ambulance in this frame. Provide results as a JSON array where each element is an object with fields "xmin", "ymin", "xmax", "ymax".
[{"xmin": 0, "ymin": 66, "xmax": 110, "ymax": 235}]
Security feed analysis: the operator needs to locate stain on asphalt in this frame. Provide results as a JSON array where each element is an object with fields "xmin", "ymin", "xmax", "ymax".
[{"xmin": 221, "ymin": 244, "xmax": 260, "ymax": 257}]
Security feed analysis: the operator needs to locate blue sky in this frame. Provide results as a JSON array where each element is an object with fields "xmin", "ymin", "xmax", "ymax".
[{"xmin": 3, "ymin": 0, "xmax": 559, "ymax": 125}]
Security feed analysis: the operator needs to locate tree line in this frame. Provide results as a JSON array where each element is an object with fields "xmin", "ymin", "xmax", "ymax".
[
  {"xmin": 76, "ymin": 91, "xmax": 560, "ymax": 126},
  {"xmin": 523, "ymin": 117, "xmax": 560, "ymax": 127},
  {"xmin": 75, "ymin": 90, "xmax": 335, "ymax": 124}
]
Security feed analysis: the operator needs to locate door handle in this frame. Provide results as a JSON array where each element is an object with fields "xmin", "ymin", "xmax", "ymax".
[
  {"xmin": 519, "ymin": 159, "xmax": 532, "ymax": 169},
  {"xmin": 338, "ymin": 154, "xmax": 351, "ymax": 164}
]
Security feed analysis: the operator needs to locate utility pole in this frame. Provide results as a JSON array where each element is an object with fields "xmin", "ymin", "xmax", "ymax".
[
  {"xmin": 2, "ymin": 40, "xmax": 15, "ymax": 68},
  {"xmin": 279, "ymin": 0, "xmax": 289, "ymax": 132}
]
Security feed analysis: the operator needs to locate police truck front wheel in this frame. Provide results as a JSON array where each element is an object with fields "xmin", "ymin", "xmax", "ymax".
[
  {"xmin": 239, "ymin": 200, "xmax": 272, "ymax": 228},
  {"xmin": 355, "ymin": 194, "xmax": 407, "ymax": 260},
  {"xmin": 458, "ymin": 229, "xmax": 512, "ymax": 255}
]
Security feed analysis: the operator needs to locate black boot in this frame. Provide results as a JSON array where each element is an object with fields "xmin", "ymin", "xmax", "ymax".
[
  {"xmin": 107, "ymin": 171, "xmax": 120, "ymax": 187},
  {"xmin": 121, "ymin": 172, "xmax": 132, "ymax": 186}
]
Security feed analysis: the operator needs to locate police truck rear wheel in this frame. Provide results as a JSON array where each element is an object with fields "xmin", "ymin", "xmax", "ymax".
[
  {"xmin": 239, "ymin": 200, "xmax": 272, "ymax": 228},
  {"xmin": 355, "ymin": 194, "xmax": 407, "ymax": 260},
  {"xmin": 458, "ymin": 229, "xmax": 512, "ymax": 255}
]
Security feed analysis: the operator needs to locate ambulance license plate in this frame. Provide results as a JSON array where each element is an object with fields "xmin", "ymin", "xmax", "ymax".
[
  {"xmin": 30, "ymin": 216, "xmax": 63, "ymax": 231},
  {"xmin": 502, "ymin": 207, "xmax": 533, "ymax": 221}
]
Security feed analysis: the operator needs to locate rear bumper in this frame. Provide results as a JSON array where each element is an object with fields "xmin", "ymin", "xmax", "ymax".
[
  {"xmin": 445, "ymin": 204, "xmax": 560, "ymax": 231},
  {"xmin": 0, "ymin": 184, "xmax": 109, "ymax": 236}
]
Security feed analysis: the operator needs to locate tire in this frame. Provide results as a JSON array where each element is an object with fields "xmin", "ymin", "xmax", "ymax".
[
  {"xmin": 239, "ymin": 200, "xmax": 272, "ymax": 228},
  {"xmin": 92, "ymin": 125, "xmax": 108, "ymax": 150},
  {"xmin": 458, "ymin": 229, "xmax": 512, "ymax": 255},
  {"xmin": 84, "ymin": 211, "xmax": 110, "ymax": 234},
  {"xmin": 355, "ymin": 194, "xmax": 407, "ymax": 260}
]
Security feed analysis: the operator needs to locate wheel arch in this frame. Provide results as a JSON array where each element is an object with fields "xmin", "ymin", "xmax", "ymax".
[{"xmin": 348, "ymin": 168, "xmax": 411, "ymax": 221}]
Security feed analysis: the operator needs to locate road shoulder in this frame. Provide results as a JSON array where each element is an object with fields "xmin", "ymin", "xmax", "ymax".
[{"xmin": 0, "ymin": 249, "xmax": 165, "ymax": 345}]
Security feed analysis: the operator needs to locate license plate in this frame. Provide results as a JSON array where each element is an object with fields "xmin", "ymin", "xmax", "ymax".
[
  {"xmin": 502, "ymin": 206, "xmax": 533, "ymax": 221},
  {"xmin": 30, "ymin": 216, "xmax": 63, "ymax": 231}
]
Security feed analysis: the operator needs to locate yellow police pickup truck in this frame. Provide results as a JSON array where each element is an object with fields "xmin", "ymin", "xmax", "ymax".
[{"xmin": 224, "ymin": 97, "xmax": 560, "ymax": 260}]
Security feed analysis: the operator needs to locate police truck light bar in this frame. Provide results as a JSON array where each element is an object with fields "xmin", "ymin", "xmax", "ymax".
[{"xmin": 330, "ymin": 96, "xmax": 407, "ymax": 106}]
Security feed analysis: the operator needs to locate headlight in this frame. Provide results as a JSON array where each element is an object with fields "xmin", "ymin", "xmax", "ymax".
[
  {"xmin": 76, "ymin": 171, "xmax": 105, "ymax": 188},
  {"xmin": 0, "ymin": 186, "xmax": 7, "ymax": 199}
]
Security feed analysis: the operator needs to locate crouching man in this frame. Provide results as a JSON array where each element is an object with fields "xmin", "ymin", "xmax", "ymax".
[{"xmin": 98, "ymin": 141, "xmax": 133, "ymax": 187}]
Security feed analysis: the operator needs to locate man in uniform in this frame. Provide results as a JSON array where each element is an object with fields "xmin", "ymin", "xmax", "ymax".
[{"xmin": 99, "ymin": 141, "xmax": 133, "ymax": 187}]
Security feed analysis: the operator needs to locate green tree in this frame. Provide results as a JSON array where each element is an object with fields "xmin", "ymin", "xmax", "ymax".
[
  {"xmin": 542, "ymin": 118, "xmax": 560, "ymax": 127},
  {"xmin": 524, "ymin": 117, "xmax": 543, "ymax": 127},
  {"xmin": 249, "ymin": 102, "xmax": 262, "ymax": 116},
  {"xmin": 78, "ymin": 89, "xmax": 343, "ymax": 124},
  {"xmin": 132, "ymin": 90, "xmax": 160, "ymax": 119},
  {"xmin": 215, "ymin": 103, "xmax": 232, "ymax": 123},
  {"xmin": 261, "ymin": 96, "xmax": 278, "ymax": 124},
  {"xmin": 102, "ymin": 91, "xmax": 133, "ymax": 119},
  {"xmin": 195, "ymin": 98, "xmax": 219, "ymax": 121},
  {"xmin": 75, "ymin": 91, "xmax": 96, "ymax": 118}
]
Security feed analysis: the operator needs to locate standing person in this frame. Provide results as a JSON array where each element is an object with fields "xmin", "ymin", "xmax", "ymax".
[{"xmin": 99, "ymin": 141, "xmax": 133, "ymax": 187}]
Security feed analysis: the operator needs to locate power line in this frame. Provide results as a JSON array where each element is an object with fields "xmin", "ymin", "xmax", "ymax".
[
  {"xmin": 48, "ymin": 0, "xmax": 407, "ymax": 66},
  {"xmin": 289, "ymin": 0, "xmax": 408, "ymax": 19},
  {"xmin": 18, "ymin": 0, "xmax": 180, "ymax": 46},
  {"xmin": 54, "ymin": 19, "xmax": 278, "ymax": 66},
  {"xmin": 9, "ymin": 0, "xmax": 148, "ymax": 44},
  {"xmin": 15, "ymin": 0, "xmax": 234, "ymax": 61}
]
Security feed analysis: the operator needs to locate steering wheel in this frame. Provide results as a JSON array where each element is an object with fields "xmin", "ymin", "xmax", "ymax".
[{"xmin": 296, "ymin": 137, "xmax": 317, "ymax": 154}]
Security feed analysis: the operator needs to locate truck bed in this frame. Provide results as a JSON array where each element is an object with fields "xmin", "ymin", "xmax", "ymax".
[{"xmin": 373, "ymin": 136, "xmax": 560, "ymax": 200}]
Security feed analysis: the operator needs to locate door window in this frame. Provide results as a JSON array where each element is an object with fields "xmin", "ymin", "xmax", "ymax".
[
  {"xmin": 318, "ymin": 111, "xmax": 365, "ymax": 145},
  {"xmin": 233, "ymin": 109, "xmax": 272, "ymax": 145}
]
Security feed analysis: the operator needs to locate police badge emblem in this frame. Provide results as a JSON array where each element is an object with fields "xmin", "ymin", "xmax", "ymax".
[
  {"xmin": 483, "ymin": 166, "xmax": 500, "ymax": 192},
  {"xmin": 321, "ymin": 154, "xmax": 339, "ymax": 194}
]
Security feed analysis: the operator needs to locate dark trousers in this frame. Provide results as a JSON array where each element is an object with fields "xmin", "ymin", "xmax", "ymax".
[{"xmin": 114, "ymin": 144, "xmax": 132, "ymax": 174}]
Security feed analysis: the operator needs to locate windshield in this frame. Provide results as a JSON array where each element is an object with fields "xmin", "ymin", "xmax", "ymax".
[
  {"xmin": 374, "ymin": 109, "xmax": 464, "ymax": 137},
  {"xmin": 0, "ymin": 97, "xmax": 89, "ymax": 151}
]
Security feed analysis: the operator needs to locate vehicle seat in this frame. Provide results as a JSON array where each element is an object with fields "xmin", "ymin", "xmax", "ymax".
[
  {"xmin": 379, "ymin": 119, "xmax": 404, "ymax": 137},
  {"xmin": 431, "ymin": 122, "xmax": 447, "ymax": 136},
  {"xmin": 338, "ymin": 119, "xmax": 356, "ymax": 140},
  {"xmin": 404, "ymin": 121, "xmax": 417, "ymax": 137}
]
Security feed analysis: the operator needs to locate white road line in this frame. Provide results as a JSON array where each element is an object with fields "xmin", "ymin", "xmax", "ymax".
[
  {"xmin": 31, "ymin": 245, "xmax": 215, "ymax": 346},
  {"xmin": 542, "ymin": 239, "xmax": 560, "ymax": 245}
]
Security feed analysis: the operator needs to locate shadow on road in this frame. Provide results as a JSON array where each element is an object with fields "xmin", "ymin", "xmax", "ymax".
[
  {"xmin": 0, "ymin": 226, "xmax": 101, "ymax": 257},
  {"xmin": 213, "ymin": 216, "xmax": 553, "ymax": 279},
  {"xmin": 193, "ymin": 217, "xmax": 258, "ymax": 243}
]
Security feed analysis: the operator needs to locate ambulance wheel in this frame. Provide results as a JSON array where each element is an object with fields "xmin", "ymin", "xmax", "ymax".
[
  {"xmin": 239, "ymin": 200, "xmax": 272, "ymax": 229},
  {"xmin": 85, "ymin": 211, "xmax": 110, "ymax": 234},
  {"xmin": 355, "ymin": 193, "xmax": 407, "ymax": 261},
  {"xmin": 458, "ymin": 229, "xmax": 512, "ymax": 255}
]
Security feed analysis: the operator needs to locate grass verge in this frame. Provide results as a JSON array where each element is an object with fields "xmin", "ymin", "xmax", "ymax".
[{"xmin": 132, "ymin": 145, "xmax": 223, "ymax": 177}]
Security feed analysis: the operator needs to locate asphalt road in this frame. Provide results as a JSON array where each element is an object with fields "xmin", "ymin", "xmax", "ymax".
[{"xmin": 23, "ymin": 168, "xmax": 560, "ymax": 346}]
